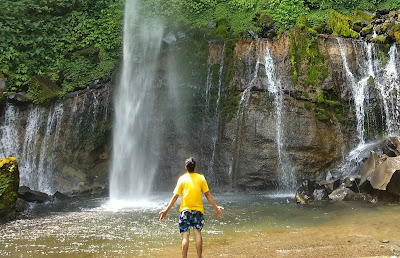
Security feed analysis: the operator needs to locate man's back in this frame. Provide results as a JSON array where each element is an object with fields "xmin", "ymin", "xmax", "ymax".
[{"xmin": 174, "ymin": 172, "xmax": 209, "ymax": 214}]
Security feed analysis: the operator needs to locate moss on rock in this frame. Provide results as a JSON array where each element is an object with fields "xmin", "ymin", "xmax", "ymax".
[
  {"xmin": 289, "ymin": 25, "xmax": 328, "ymax": 88},
  {"xmin": 389, "ymin": 24, "xmax": 400, "ymax": 38},
  {"xmin": 222, "ymin": 93, "xmax": 240, "ymax": 122},
  {"xmin": 27, "ymin": 75, "xmax": 61, "ymax": 104},
  {"xmin": 354, "ymin": 9, "xmax": 373, "ymax": 23},
  {"xmin": 360, "ymin": 25, "xmax": 373, "ymax": 36},
  {"xmin": 328, "ymin": 10, "xmax": 359, "ymax": 39},
  {"xmin": 371, "ymin": 35, "xmax": 388, "ymax": 44},
  {"xmin": 0, "ymin": 157, "xmax": 19, "ymax": 223},
  {"xmin": 394, "ymin": 31, "xmax": 400, "ymax": 44}
]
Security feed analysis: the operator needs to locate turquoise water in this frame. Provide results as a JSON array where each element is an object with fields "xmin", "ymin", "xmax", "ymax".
[{"xmin": 0, "ymin": 192, "xmax": 399, "ymax": 257}]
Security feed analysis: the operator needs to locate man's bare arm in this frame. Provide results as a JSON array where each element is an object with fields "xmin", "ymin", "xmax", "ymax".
[
  {"xmin": 204, "ymin": 191, "xmax": 223, "ymax": 218},
  {"xmin": 159, "ymin": 194, "xmax": 179, "ymax": 221}
]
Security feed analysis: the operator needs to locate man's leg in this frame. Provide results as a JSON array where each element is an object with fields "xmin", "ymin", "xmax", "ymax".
[
  {"xmin": 193, "ymin": 228, "xmax": 203, "ymax": 258},
  {"xmin": 181, "ymin": 230, "xmax": 190, "ymax": 258}
]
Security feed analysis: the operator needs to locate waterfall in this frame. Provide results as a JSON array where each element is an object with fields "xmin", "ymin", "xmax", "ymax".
[
  {"xmin": 337, "ymin": 40, "xmax": 400, "ymax": 178},
  {"xmin": 337, "ymin": 38, "xmax": 369, "ymax": 145},
  {"xmin": 0, "ymin": 89, "xmax": 107, "ymax": 194},
  {"xmin": 109, "ymin": 0, "xmax": 164, "ymax": 201},
  {"xmin": 337, "ymin": 39, "xmax": 374, "ymax": 177},
  {"xmin": 231, "ymin": 41, "xmax": 296, "ymax": 191},
  {"xmin": 204, "ymin": 43, "xmax": 225, "ymax": 184},
  {"xmin": 264, "ymin": 45, "xmax": 296, "ymax": 191},
  {"xmin": 376, "ymin": 44, "xmax": 400, "ymax": 135},
  {"xmin": 0, "ymin": 104, "xmax": 19, "ymax": 157}
]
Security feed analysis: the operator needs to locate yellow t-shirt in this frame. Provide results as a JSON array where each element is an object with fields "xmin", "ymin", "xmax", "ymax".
[{"xmin": 173, "ymin": 172, "xmax": 209, "ymax": 214}]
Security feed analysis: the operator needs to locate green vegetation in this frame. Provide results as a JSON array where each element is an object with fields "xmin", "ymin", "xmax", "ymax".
[
  {"xmin": 0, "ymin": 0, "xmax": 123, "ymax": 102},
  {"xmin": 371, "ymin": 35, "xmax": 388, "ymax": 44},
  {"xmin": 222, "ymin": 94, "xmax": 240, "ymax": 121},
  {"xmin": 289, "ymin": 21, "xmax": 328, "ymax": 87},
  {"xmin": 328, "ymin": 10, "xmax": 359, "ymax": 38},
  {"xmin": 2, "ymin": 0, "xmax": 400, "ymax": 103},
  {"xmin": 377, "ymin": 49, "xmax": 389, "ymax": 66},
  {"xmin": 314, "ymin": 107, "xmax": 330, "ymax": 121},
  {"xmin": 368, "ymin": 76, "xmax": 376, "ymax": 88},
  {"xmin": 264, "ymin": 92, "xmax": 274, "ymax": 112},
  {"xmin": 304, "ymin": 102, "xmax": 312, "ymax": 110},
  {"xmin": 313, "ymin": 90, "xmax": 344, "ymax": 122}
]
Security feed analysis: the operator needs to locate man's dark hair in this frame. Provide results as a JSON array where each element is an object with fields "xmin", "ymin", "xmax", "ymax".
[{"xmin": 185, "ymin": 157, "xmax": 196, "ymax": 172}]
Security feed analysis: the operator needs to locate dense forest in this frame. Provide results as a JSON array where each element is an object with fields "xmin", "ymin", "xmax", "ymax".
[{"xmin": 0, "ymin": 0, "xmax": 399, "ymax": 103}]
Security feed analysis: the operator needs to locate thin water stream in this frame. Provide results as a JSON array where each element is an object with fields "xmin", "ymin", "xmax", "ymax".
[{"xmin": 1, "ymin": 193, "xmax": 400, "ymax": 257}]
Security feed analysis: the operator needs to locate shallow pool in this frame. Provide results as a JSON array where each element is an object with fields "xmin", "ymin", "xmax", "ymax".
[{"xmin": 1, "ymin": 192, "xmax": 400, "ymax": 257}]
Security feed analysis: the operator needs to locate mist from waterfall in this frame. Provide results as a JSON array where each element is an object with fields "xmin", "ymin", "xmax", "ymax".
[{"xmin": 109, "ymin": 0, "xmax": 164, "ymax": 201}]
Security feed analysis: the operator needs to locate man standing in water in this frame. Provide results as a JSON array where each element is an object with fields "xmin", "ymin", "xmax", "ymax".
[{"xmin": 159, "ymin": 157, "xmax": 224, "ymax": 258}]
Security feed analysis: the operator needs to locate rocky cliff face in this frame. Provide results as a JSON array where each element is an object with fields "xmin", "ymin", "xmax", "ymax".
[
  {"xmin": 211, "ymin": 37, "xmax": 355, "ymax": 190},
  {"xmin": 0, "ymin": 34, "xmax": 397, "ymax": 194}
]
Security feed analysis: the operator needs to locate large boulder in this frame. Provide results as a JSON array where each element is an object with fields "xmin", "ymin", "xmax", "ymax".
[
  {"xmin": 0, "ymin": 157, "xmax": 19, "ymax": 223},
  {"xmin": 360, "ymin": 151, "xmax": 400, "ymax": 190},
  {"xmin": 383, "ymin": 137, "xmax": 400, "ymax": 157},
  {"xmin": 18, "ymin": 186, "xmax": 50, "ymax": 203}
]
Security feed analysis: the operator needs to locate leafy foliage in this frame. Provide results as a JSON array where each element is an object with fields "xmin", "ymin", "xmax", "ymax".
[
  {"xmin": 1, "ymin": 0, "xmax": 400, "ymax": 102},
  {"xmin": 0, "ymin": 0, "xmax": 123, "ymax": 101},
  {"xmin": 328, "ymin": 10, "xmax": 359, "ymax": 38}
]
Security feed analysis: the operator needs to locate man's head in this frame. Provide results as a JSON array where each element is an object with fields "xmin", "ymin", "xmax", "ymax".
[{"xmin": 185, "ymin": 157, "xmax": 196, "ymax": 172}]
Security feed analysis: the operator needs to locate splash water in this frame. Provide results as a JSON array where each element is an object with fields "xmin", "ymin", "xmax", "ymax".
[{"xmin": 109, "ymin": 0, "xmax": 164, "ymax": 201}]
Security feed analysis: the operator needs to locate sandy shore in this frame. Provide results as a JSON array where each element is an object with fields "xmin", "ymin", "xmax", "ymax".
[{"xmin": 154, "ymin": 207, "xmax": 400, "ymax": 258}]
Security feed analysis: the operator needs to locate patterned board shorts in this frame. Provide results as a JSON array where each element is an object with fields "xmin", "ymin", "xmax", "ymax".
[{"xmin": 178, "ymin": 210, "xmax": 205, "ymax": 233}]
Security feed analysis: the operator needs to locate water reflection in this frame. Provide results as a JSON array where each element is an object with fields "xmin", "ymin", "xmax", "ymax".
[{"xmin": 1, "ymin": 192, "xmax": 399, "ymax": 257}]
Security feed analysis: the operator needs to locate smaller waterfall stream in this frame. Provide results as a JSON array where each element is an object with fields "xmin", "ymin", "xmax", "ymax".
[
  {"xmin": 337, "ymin": 40, "xmax": 400, "ymax": 177},
  {"xmin": 206, "ymin": 43, "xmax": 225, "ymax": 182},
  {"xmin": 337, "ymin": 38, "xmax": 369, "ymax": 145},
  {"xmin": 264, "ymin": 45, "xmax": 296, "ymax": 191},
  {"xmin": 376, "ymin": 44, "xmax": 400, "ymax": 135},
  {"xmin": 0, "ymin": 104, "xmax": 19, "ymax": 157},
  {"xmin": 232, "ymin": 41, "xmax": 296, "ymax": 191}
]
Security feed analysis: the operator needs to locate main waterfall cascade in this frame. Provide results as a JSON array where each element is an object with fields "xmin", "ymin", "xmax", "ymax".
[
  {"xmin": 109, "ymin": 0, "xmax": 164, "ymax": 201},
  {"xmin": 336, "ymin": 39, "xmax": 400, "ymax": 178}
]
